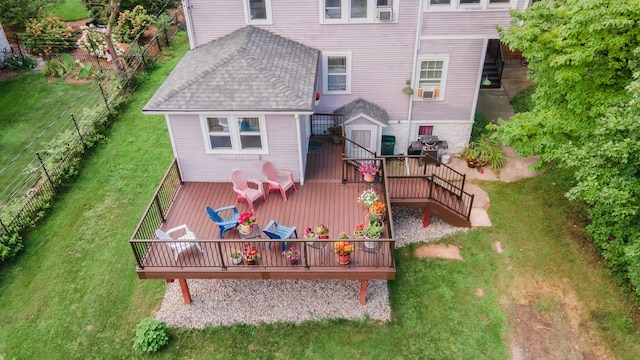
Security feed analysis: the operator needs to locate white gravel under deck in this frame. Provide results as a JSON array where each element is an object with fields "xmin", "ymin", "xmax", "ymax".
[{"xmin": 155, "ymin": 207, "xmax": 467, "ymax": 328}]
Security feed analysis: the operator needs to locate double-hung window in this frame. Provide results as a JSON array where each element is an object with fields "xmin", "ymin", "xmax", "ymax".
[
  {"xmin": 202, "ymin": 115, "xmax": 268, "ymax": 154},
  {"xmin": 322, "ymin": 0, "xmax": 397, "ymax": 22},
  {"xmin": 416, "ymin": 56, "xmax": 449, "ymax": 100},
  {"xmin": 323, "ymin": 52, "xmax": 351, "ymax": 94},
  {"xmin": 244, "ymin": 0, "xmax": 272, "ymax": 24}
]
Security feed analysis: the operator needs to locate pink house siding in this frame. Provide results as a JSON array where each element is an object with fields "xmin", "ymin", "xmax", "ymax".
[
  {"xmin": 411, "ymin": 38, "xmax": 485, "ymax": 121},
  {"xmin": 169, "ymin": 114, "xmax": 301, "ymax": 183},
  {"xmin": 185, "ymin": 0, "xmax": 420, "ymax": 122},
  {"xmin": 422, "ymin": 10, "xmax": 513, "ymax": 38}
]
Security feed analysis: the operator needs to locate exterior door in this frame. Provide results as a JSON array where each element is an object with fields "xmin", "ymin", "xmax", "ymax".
[{"xmin": 346, "ymin": 125, "xmax": 378, "ymax": 159}]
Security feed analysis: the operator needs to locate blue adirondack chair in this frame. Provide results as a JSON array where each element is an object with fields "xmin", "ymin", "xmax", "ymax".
[
  {"xmin": 262, "ymin": 220, "xmax": 297, "ymax": 250},
  {"xmin": 206, "ymin": 205, "xmax": 240, "ymax": 238}
]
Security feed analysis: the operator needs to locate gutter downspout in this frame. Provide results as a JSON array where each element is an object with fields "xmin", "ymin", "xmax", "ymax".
[
  {"xmin": 295, "ymin": 114, "xmax": 305, "ymax": 185},
  {"xmin": 182, "ymin": 0, "xmax": 196, "ymax": 49},
  {"xmin": 406, "ymin": 0, "xmax": 425, "ymax": 148}
]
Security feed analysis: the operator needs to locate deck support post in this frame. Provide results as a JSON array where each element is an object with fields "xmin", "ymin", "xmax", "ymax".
[
  {"xmin": 359, "ymin": 279, "xmax": 369, "ymax": 306},
  {"xmin": 178, "ymin": 279, "xmax": 192, "ymax": 304},
  {"xmin": 423, "ymin": 208, "xmax": 431, "ymax": 227}
]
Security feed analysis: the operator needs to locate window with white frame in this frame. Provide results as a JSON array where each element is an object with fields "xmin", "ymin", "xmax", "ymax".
[
  {"xmin": 427, "ymin": 0, "xmax": 512, "ymax": 9},
  {"xmin": 202, "ymin": 115, "xmax": 267, "ymax": 153},
  {"xmin": 416, "ymin": 56, "xmax": 448, "ymax": 100},
  {"xmin": 322, "ymin": 0, "xmax": 397, "ymax": 22},
  {"xmin": 323, "ymin": 52, "xmax": 351, "ymax": 93},
  {"xmin": 244, "ymin": 0, "xmax": 272, "ymax": 24}
]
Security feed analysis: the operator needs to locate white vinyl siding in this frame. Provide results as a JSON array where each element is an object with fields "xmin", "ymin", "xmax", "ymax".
[
  {"xmin": 323, "ymin": 52, "xmax": 351, "ymax": 94},
  {"xmin": 244, "ymin": 0, "xmax": 273, "ymax": 24},
  {"xmin": 202, "ymin": 115, "xmax": 268, "ymax": 154}
]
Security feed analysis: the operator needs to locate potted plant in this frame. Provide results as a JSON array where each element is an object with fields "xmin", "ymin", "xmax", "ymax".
[
  {"xmin": 338, "ymin": 231, "xmax": 349, "ymax": 239},
  {"xmin": 363, "ymin": 221, "xmax": 384, "ymax": 248},
  {"xmin": 303, "ymin": 227, "xmax": 317, "ymax": 245},
  {"xmin": 334, "ymin": 241, "xmax": 354, "ymax": 265},
  {"xmin": 237, "ymin": 212, "xmax": 256, "ymax": 234},
  {"xmin": 327, "ymin": 125, "xmax": 342, "ymax": 144},
  {"xmin": 282, "ymin": 247, "xmax": 300, "ymax": 265},
  {"xmin": 229, "ymin": 248, "xmax": 243, "ymax": 265},
  {"xmin": 242, "ymin": 242, "xmax": 261, "ymax": 265},
  {"xmin": 315, "ymin": 224, "xmax": 330, "ymax": 239},
  {"xmin": 368, "ymin": 201, "xmax": 386, "ymax": 221},
  {"xmin": 357, "ymin": 188, "xmax": 379, "ymax": 208},
  {"xmin": 359, "ymin": 162, "xmax": 379, "ymax": 183},
  {"xmin": 353, "ymin": 223, "xmax": 365, "ymax": 239}
]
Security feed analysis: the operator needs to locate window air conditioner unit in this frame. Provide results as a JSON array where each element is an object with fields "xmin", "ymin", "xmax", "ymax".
[
  {"xmin": 376, "ymin": 8, "xmax": 393, "ymax": 21},
  {"xmin": 418, "ymin": 88, "xmax": 436, "ymax": 99}
]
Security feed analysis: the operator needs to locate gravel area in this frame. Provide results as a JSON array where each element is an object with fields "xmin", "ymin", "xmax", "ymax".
[{"xmin": 155, "ymin": 208, "xmax": 467, "ymax": 328}]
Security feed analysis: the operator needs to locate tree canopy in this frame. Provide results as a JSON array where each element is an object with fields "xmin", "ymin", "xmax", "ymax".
[
  {"xmin": 497, "ymin": 0, "xmax": 640, "ymax": 294},
  {"xmin": 0, "ymin": 0, "xmax": 60, "ymax": 26}
]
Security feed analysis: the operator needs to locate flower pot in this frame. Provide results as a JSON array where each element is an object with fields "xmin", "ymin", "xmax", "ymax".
[
  {"xmin": 287, "ymin": 257, "xmax": 298, "ymax": 265},
  {"xmin": 239, "ymin": 224, "xmax": 252, "ymax": 234},
  {"xmin": 231, "ymin": 257, "xmax": 243, "ymax": 265},
  {"xmin": 338, "ymin": 254, "xmax": 351, "ymax": 265},
  {"xmin": 467, "ymin": 161, "xmax": 476, "ymax": 168},
  {"xmin": 244, "ymin": 258, "xmax": 257, "ymax": 265},
  {"xmin": 332, "ymin": 135, "xmax": 341, "ymax": 144},
  {"xmin": 318, "ymin": 234, "xmax": 329, "ymax": 239},
  {"xmin": 364, "ymin": 234, "xmax": 379, "ymax": 248},
  {"xmin": 363, "ymin": 173, "xmax": 376, "ymax": 183}
]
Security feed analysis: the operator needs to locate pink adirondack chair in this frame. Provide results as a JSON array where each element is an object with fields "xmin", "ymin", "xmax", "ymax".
[
  {"xmin": 230, "ymin": 169, "xmax": 266, "ymax": 211},
  {"xmin": 262, "ymin": 161, "xmax": 297, "ymax": 201}
]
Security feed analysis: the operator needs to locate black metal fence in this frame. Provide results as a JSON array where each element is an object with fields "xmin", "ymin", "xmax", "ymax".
[
  {"xmin": 0, "ymin": 6, "xmax": 185, "ymax": 256},
  {"xmin": 130, "ymin": 238, "xmax": 395, "ymax": 270},
  {"xmin": 131, "ymin": 159, "xmax": 183, "ymax": 242}
]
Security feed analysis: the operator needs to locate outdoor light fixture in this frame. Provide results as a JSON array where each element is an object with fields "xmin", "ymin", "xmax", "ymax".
[{"xmin": 481, "ymin": 74, "xmax": 492, "ymax": 86}]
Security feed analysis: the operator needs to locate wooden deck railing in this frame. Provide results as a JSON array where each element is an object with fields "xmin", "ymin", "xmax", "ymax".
[
  {"xmin": 130, "ymin": 238, "xmax": 395, "ymax": 271},
  {"xmin": 130, "ymin": 159, "xmax": 182, "ymax": 242},
  {"xmin": 344, "ymin": 153, "xmax": 474, "ymax": 222}
]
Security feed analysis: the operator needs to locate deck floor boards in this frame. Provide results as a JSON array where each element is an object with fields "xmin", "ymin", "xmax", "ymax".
[{"xmin": 137, "ymin": 138, "xmax": 394, "ymax": 279}]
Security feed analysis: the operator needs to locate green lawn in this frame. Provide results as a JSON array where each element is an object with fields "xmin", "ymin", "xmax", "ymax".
[
  {"xmin": 45, "ymin": 0, "xmax": 91, "ymax": 21},
  {"xmin": 0, "ymin": 75, "xmax": 94, "ymax": 198},
  {"xmin": 0, "ymin": 33, "xmax": 638, "ymax": 359}
]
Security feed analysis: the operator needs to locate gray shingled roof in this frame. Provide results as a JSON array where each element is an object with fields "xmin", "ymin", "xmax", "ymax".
[
  {"xmin": 143, "ymin": 26, "xmax": 319, "ymax": 113},
  {"xmin": 333, "ymin": 98, "xmax": 389, "ymax": 125}
]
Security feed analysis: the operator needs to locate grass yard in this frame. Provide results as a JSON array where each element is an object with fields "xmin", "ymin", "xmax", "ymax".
[
  {"xmin": 0, "ymin": 33, "xmax": 638, "ymax": 359},
  {"xmin": 45, "ymin": 0, "xmax": 91, "ymax": 21},
  {"xmin": 0, "ymin": 75, "xmax": 94, "ymax": 199}
]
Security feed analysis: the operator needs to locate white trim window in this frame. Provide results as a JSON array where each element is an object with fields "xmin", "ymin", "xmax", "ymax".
[
  {"xmin": 323, "ymin": 52, "xmax": 351, "ymax": 94},
  {"xmin": 427, "ymin": 0, "xmax": 513, "ymax": 10},
  {"xmin": 322, "ymin": 0, "xmax": 398, "ymax": 23},
  {"xmin": 415, "ymin": 56, "xmax": 449, "ymax": 101},
  {"xmin": 202, "ymin": 115, "xmax": 268, "ymax": 154},
  {"xmin": 243, "ymin": 0, "xmax": 273, "ymax": 24}
]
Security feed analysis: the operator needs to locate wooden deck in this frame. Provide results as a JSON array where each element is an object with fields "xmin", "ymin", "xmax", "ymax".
[{"xmin": 133, "ymin": 137, "xmax": 395, "ymax": 281}]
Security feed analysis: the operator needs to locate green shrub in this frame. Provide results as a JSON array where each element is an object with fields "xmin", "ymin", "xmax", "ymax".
[
  {"xmin": 460, "ymin": 137, "xmax": 506, "ymax": 172},
  {"xmin": 4, "ymin": 55, "xmax": 37, "ymax": 71},
  {"xmin": 471, "ymin": 111, "xmax": 491, "ymax": 142},
  {"xmin": 114, "ymin": 5, "xmax": 152, "ymax": 43},
  {"xmin": 43, "ymin": 53, "xmax": 75, "ymax": 77},
  {"xmin": 132, "ymin": 318, "xmax": 169, "ymax": 353},
  {"xmin": 510, "ymin": 84, "xmax": 536, "ymax": 113},
  {"xmin": 23, "ymin": 16, "xmax": 76, "ymax": 56},
  {"xmin": 0, "ymin": 232, "xmax": 23, "ymax": 262}
]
